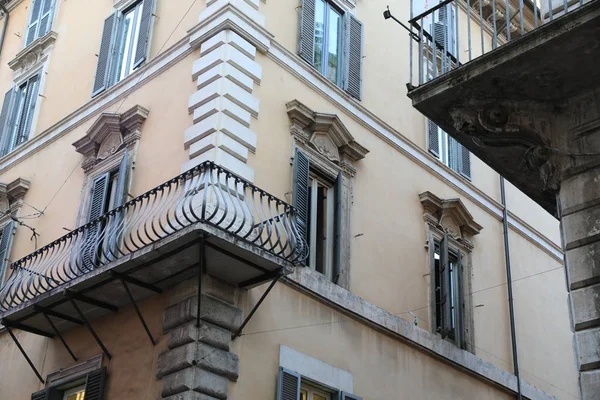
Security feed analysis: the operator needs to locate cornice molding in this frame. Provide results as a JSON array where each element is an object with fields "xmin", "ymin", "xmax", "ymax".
[
  {"xmin": 420, "ymin": 191, "xmax": 483, "ymax": 238},
  {"xmin": 0, "ymin": 177, "xmax": 30, "ymax": 215},
  {"xmin": 8, "ymin": 31, "xmax": 58, "ymax": 72}
]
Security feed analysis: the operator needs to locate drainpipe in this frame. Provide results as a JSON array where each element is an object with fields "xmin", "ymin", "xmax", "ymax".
[
  {"xmin": 0, "ymin": 1, "xmax": 9, "ymax": 58},
  {"xmin": 500, "ymin": 177, "xmax": 523, "ymax": 400}
]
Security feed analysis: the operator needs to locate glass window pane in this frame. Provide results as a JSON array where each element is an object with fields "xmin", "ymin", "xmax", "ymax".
[
  {"xmin": 117, "ymin": 11, "xmax": 134, "ymax": 81},
  {"xmin": 300, "ymin": 389, "xmax": 308, "ymax": 400},
  {"xmin": 314, "ymin": 395, "xmax": 327, "ymax": 400},
  {"xmin": 326, "ymin": 10, "xmax": 341, "ymax": 83},
  {"xmin": 314, "ymin": 0, "xmax": 325, "ymax": 73}
]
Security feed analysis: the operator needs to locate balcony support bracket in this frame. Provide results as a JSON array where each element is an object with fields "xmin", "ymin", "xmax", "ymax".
[
  {"xmin": 41, "ymin": 311, "xmax": 78, "ymax": 362},
  {"xmin": 231, "ymin": 269, "xmax": 283, "ymax": 340},
  {"xmin": 68, "ymin": 298, "xmax": 112, "ymax": 360},
  {"xmin": 119, "ymin": 278, "xmax": 156, "ymax": 346},
  {"xmin": 4, "ymin": 325, "xmax": 45, "ymax": 384}
]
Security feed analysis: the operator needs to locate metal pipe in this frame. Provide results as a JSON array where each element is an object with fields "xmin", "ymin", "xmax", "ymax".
[
  {"xmin": 500, "ymin": 177, "xmax": 523, "ymax": 400},
  {"xmin": 0, "ymin": 2, "xmax": 9, "ymax": 59}
]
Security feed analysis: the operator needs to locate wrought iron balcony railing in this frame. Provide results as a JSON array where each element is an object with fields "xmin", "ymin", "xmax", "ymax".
[
  {"xmin": 408, "ymin": 0, "xmax": 592, "ymax": 86},
  {"xmin": 0, "ymin": 162, "xmax": 308, "ymax": 312}
]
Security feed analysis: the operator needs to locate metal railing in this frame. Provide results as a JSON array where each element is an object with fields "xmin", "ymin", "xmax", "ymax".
[
  {"xmin": 0, "ymin": 162, "xmax": 308, "ymax": 312},
  {"xmin": 408, "ymin": 0, "xmax": 593, "ymax": 86}
]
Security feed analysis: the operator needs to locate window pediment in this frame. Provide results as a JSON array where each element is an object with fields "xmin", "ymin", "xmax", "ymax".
[
  {"xmin": 72, "ymin": 105, "xmax": 148, "ymax": 171},
  {"xmin": 8, "ymin": 31, "xmax": 57, "ymax": 75},
  {"xmin": 286, "ymin": 99, "xmax": 368, "ymax": 171},
  {"xmin": 419, "ymin": 191, "xmax": 483, "ymax": 240},
  {"xmin": 0, "ymin": 178, "xmax": 30, "ymax": 217}
]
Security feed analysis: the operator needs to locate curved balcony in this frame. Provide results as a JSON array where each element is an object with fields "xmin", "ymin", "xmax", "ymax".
[{"xmin": 0, "ymin": 161, "xmax": 307, "ymax": 317}]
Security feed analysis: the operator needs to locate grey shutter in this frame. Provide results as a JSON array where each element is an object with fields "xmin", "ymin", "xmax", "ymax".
[
  {"xmin": 0, "ymin": 88, "xmax": 16, "ymax": 157},
  {"xmin": 82, "ymin": 173, "xmax": 110, "ymax": 269},
  {"xmin": 458, "ymin": 144, "xmax": 471, "ymax": 179},
  {"xmin": 93, "ymin": 12, "xmax": 118, "ymax": 97},
  {"xmin": 456, "ymin": 250, "xmax": 465, "ymax": 349},
  {"xmin": 84, "ymin": 367, "xmax": 107, "ymax": 400},
  {"xmin": 341, "ymin": 393, "xmax": 363, "ymax": 400},
  {"xmin": 38, "ymin": 0, "xmax": 55, "ymax": 39},
  {"xmin": 31, "ymin": 389, "xmax": 47, "ymax": 400},
  {"xmin": 25, "ymin": 0, "xmax": 43, "ymax": 46},
  {"xmin": 31, "ymin": 388, "xmax": 60, "ymax": 400},
  {"xmin": 298, "ymin": 0, "xmax": 316, "ymax": 64},
  {"xmin": 293, "ymin": 149, "xmax": 310, "ymax": 245},
  {"xmin": 133, "ymin": 0, "xmax": 155, "ymax": 69},
  {"xmin": 88, "ymin": 173, "xmax": 110, "ymax": 222},
  {"xmin": 333, "ymin": 172, "xmax": 342, "ymax": 284},
  {"xmin": 447, "ymin": 134, "xmax": 459, "ymax": 172},
  {"xmin": 15, "ymin": 75, "xmax": 40, "ymax": 147},
  {"xmin": 427, "ymin": 119, "xmax": 440, "ymax": 157},
  {"xmin": 277, "ymin": 367, "xmax": 301, "ymax": 400},
  {"xmin": 439, "ymin": 232, "xmax": 452, "ymax": 338},
  {"xmin": 0, "ymin": 221, "xmax": 16, "ymax": 285},
  {"xmin": 343, "ymin": 13, "xmax": 363, "ymax": 100},
  {"xmin": 114, "ymin": 150, "xmax": 130, "ymax": 207}
]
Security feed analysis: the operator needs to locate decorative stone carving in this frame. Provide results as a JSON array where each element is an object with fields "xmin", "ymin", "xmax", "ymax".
[
  {"xmin": 8, "ymin": 31, "xmax": 58, "ymax": 75},
  {"xmin": 286, "ymin": 99, "xmax": 369, "ymax": 178},
  {"xmin": 72, "ymin": 105, "xmax": 149, "ymax": 172},
  {"xmin": 419, "ymin": 191, "xmax": 482, "ymax": 247},
  {"xmin": 0, "ymin": 178, "xmax": 31, "ymax": 218}
]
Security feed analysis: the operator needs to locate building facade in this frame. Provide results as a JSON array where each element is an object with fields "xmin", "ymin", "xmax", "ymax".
[{"xmin": 0, "ymin": 0, "xmax": 580, "ymax": 399}]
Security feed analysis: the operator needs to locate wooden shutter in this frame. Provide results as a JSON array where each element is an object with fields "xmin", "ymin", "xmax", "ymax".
[
  {"xmin": 114, "ymin": 150, "xmax": 130, "ymax": 208},
  {"xmin": 38, "ymin": 0, "xmax": 55, "ymax": 39},
  {"xmin": 133, "ymin": 0, "xmax": 156, "ymax": 69},
  {"xmin": 0, "ymin": 88, "xmax": 16, "ymax": 157},
  {"xmin": 298, "ymin": 0, "xmax": 316, "ymax": 65},
  {"xmin": 277, "ymin": 367, "xmax": 301, "ymax": 400},
  {"xmin": 293, "ymin": 149, "xmax": 310, "ymax": 246},
  {"xmin": 438, "ymin": 233, "xmax": 452, "ymax": 338},
  {"xmin": 30, "ymin": 388, "xmax": 60, "ymax": 400},
  {"xmin": 82, "ymin": 173, "xmax": 110, "ymax": 269},
  {"xmin": 0, "ymin": 221, "xmax": 16, "ymax": 285},
  {"xmin": 93, "ymin": 12, "xmax": 118, "ymax": 97},
  {"xmin": 84, "ymin": 367, "xmax": 107, "ymax": 400},
  {"xmin": 25, "ymin": 0, "xmax": 43, "ymax": 46},
  {"xmin": 427, "ymin": 119, "xmax": 440, "ymax": 157},
  {"xmin": 333, "ymin": 172, "xmax": 342, "ymax": 284},
  {"xmin": 343, "ymin": 13, "xmax": 363, "ymax": 100},
  {"xmin": 447, "ymin": 134, "xmax": 459, "ymax": 172},
  {"xmin": 88, "ymin": 173, "xmax": 110, "ymax": 222},
  {"xmin": 31, "ymin": 389, "xmax": 48, "ymax": 400},
  {"xmin": 15, "ymin": 75, "xmax": 40, "ymax": 147},
  {"xmin": 456, "ymin": 250, "xmax": 465, "ymax": 349},
  {"xmin": 458, "ymin": 144, "xmax": 471, "ymax": 179},
  {"xmin": 340, "ymin": 393, "xmax": 363, "ymax": 400}
]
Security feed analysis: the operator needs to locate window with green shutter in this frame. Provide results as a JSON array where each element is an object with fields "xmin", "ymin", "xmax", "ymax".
[
  {"xmin": 0, "ymin": 73, "xmax": 41, "ymax": 158},
  {"xmin": 298, "ymin": 0, "xmax": 363, "ymax": 100},
  {"xmin": 24, "ymin": 0, "xmax": 56, "ymax": 47},
  {"xmin": 92, "ymin": 0, "xmax": 156, "ymax": 97}
]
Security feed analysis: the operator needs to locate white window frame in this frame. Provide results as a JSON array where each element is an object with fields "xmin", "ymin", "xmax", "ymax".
[
  {"xmin": 301, "ymin": 382, "xmax": 333, "ymax": 400},
  {"xmin": 308, "ymin": 173, "xmax": 335, "ymax": 281},
  {"xmin": 62, "ymin": 384, "xmax": 86, "ymax": 400},
  {"xmin": 313, "ymin": 0, "xmax": 344, "ymax": 86},
  {"xmin": 114, "ymin": 0, "xmax": 145, "ymax": 83}
]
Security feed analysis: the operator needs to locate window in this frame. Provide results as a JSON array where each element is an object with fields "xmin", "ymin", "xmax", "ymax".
[
  {"xmin": 277, "ymin": 367, "xmax": 362, "ymax": 400},
  {"xmin": 92, "ymin": 0, "xmax": 155, "ymax": 97},
  {"xmin": 433, "ymin": 234, "xmax": 465, "ymax": 347},
  {"xmin": 293, "ymin": 149, "xmax": 341, "ymax": 282},
  {"xmin": 427, "ymin": 119, "xmax": 471, "ymax": 179},
  {"xmin": 0, "ymin": 74, "xmax": 41, "ymax": 158},
  {"xmin": 24, "ymin": 0, "xmax": 55, "ymax": 47},
  {"xmin": 62, "ymin": 385, "xmax": 85, "ymax": 400},
  {"xmin": 298, "ymin": 0, "xmax": 364, "ymax": 100}
]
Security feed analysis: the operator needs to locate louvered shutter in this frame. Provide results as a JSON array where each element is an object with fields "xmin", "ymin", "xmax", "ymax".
[
  {"xmin": 343, "ymin": 13, "xmax": 363, "ymax": 100},
  {"xmin": 458, "ymin": 144, "xmax": 471, "ymax": 179},
  {"xmin": 31, "ymin": 389, "xmax": 48, "ymax": 400},
  {"xmin": 298, "ymin": 0, "xmax": 316, "ymax": 65},
  {"xmin": 293, "ymin": 149, "xmax": 310, "ymax": 246},
  {"xmin": 30, "ymin": 388, "xmax": 60, "ymax": 400},
  {"xmin": 333, "ymin": 172, "xmax": 342, "ymax": 284},
  {"xmin": 340, "ymin": 393, "xmax": 363, "ymax": 400},
  {"xmin": 447, "ymin": 134, "xmax": 459, "ymax": 172},
  {"xmin": 0, "ymin": 221, "xmax": 16, "ymax": 285},
  {"xmin": 133, "ymin": 0, "xmax": 155, "ymax": 69},
  {"xmin": 25, "ymin": 0, "xmax": 43, "ymax": 46},
  {"xmin": 15, "ymin": 75, "xmax": 40, "ymax": 147},
  {"xmin": 93, "ymin": 12, "xmax": 118, "ymax": 97},
  {"xmin": 38, "ymin": 0, "xmax": 54, "ymax": 39},
  {"xmin": 114, "ymin": 150, "xmax": 130, "ymax": 208},
  {"xmin": 277, "ymin": 367, "xmax": 301, "ymax": 400},
  {"xmin": 427, "ymin": 119, "xmax": 440, "ymax": 157},
  {"xmin": 84, "ymin": 367, "xmax": 107, "ymax": 400},
  {"xmin": 456, "ymin": 250, "xmax": 465, "ymax": 349},
  {"xmin": 82, "ymin": 173, "xmax": 110, "ymax": 269},
  {"xmin": 0, "ymin": 88, "xmax": 16, "ymax": 157},
  {"xmin": 438, "ymin": 233, "xmax": 452, "ymax": 338}
]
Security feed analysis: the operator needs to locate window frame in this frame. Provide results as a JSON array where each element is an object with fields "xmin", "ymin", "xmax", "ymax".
[
  {"xmin": 301, "ymin": 381, "xmax": 334, "ymax": 400},
  {"xmin": 313, "ymin": 0, "xmax": 344, "ymax": 86},
  {"xmin": 23, "ymin": 0, "xmax": 56, "ymax": 48},
  {"xmin": 114, "ymin": 0, "xmax": 145, "ymax": 83},
  {"xmin": 433, "ymin": 239, "xmax": 464, "ymax": 346},
  {"xmin": 307, "ymin": 170, "xmax": 337, "ymax": 280}
]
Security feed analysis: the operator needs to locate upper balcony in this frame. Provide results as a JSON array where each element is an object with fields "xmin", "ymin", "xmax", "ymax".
[
  {"xmin": 0, "ymin": 162, "xmax": 306, "ymax": 336},
  {"xmin": 405, "ymin": 0, "xmax": 600, "ymax": 215}
]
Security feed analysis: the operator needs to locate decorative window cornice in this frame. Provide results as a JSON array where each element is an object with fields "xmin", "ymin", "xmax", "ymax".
[
  {"xmin": 0, "ymin": 178, "xmax": 31, "ymax": 218},
  {"xmin": 72, "ymin": 105, "xmax": 149, "ymax": 172},
  {"xmin": 419, "ymin": 191, "xmax": 483, "ymax": 248},
  {"xmin": 8, "ymin": 31, "xmax": 57, "ymax": 74},
  {"xmin": 286, "ymin": 99, "xmax": 368, "ymax": 178}
]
